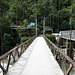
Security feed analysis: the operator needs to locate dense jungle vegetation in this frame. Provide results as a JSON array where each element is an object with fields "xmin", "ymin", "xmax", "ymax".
[{"xmin": 0, "ymin": 0, "xmax": 75, "ymax": 54}]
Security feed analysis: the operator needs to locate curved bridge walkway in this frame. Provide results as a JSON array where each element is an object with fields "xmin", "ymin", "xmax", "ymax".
[{"xmin": 6, "ymin": 37, "xmax": 64, "ymax": 75}]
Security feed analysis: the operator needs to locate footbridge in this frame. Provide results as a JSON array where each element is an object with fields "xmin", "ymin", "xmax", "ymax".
[{"xmin": 0, "ymin": 36, "xmax": 75, "ymax": 75}]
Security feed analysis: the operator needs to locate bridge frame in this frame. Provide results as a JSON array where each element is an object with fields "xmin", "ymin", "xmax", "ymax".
[{"xmin": 0, "ymin": 36, "xmax": 75, "ymax": 75}]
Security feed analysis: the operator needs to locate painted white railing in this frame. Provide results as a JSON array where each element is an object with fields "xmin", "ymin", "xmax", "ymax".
[{"xmin": 61, "ymin": 30, "xmax": 75, "ymax": 41}]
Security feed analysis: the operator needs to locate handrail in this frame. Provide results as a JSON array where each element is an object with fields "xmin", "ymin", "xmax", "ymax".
[
  {"xmin": 0, "ymin": 36, "xmax": 36, "ymax": 60},
  {"xmin": 0, "ymin": 35, "xmax": 36, "ymax": 75},
  {"xmin": 44, "ymin": 36, "xmax": 75, "ymax": 75}
]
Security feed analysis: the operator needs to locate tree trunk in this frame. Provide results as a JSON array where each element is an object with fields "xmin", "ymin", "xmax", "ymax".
[{"xmin": 0, "ymin": 24, "xmax": 1, "ymax": 55}]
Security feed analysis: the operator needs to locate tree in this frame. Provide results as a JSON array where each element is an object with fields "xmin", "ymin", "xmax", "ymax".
[
  {"xmin": 23, "ymin": 19, "xmax": 28, "ymax": 27},
  {"xmin": 1, "ymin": 0, "xmax": 75, "ymax": 54},
  {"xmin": 0, "ymin": 0, "xmax": 10, "ymax": 54},
  {"xmin": 2, "ymin": 33, "xmax": 15, "ymax": 53}
]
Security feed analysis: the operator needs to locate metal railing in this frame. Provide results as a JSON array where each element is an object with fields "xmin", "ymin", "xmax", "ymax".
[
  {"xmin": 44, "ymin": 36, "xmax": 75, "ymax": 75},
  {"xmin": 0, "ymin": 36, "xmax": 36, "ymax": 75}
]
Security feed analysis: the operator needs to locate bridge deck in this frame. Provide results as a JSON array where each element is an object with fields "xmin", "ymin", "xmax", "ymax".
[{"xmin": 6, "ymin": 37, "xmax": 64, "ymax": 75}]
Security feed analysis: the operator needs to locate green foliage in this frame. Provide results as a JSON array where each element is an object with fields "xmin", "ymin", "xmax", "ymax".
[
  {"xmin": 0, "ymin": 0, "xmax": 9, "ymax": 16},
  {"xmin": 1, "ymin": 17, "xmax": 11, "ymax": 35},
  {"xmin": 2, "ymin": 33, "xmax": 14, "ymax": 46},
  {"xmin": 60, "ymin": 21, "xmax": 70, "ymax": 30},
  {"xmin": 45, "ymin": 34, "xmax": 56, "ymax": 43},
  {"xmin": 2, "ymin": 33, "xmax": 15, "ymax": 53},
  {"xmin": 21, "ymin": 36, "xmax": 31, "ymax": 43},
  {"xmin": 1, "ymin": 0, "xmax": 75, "ymax": 32},
  {"xmin": 17, "ymin": 27, "xmax": 24, "ymax": 37},
  {"xmin": 23, "ymin": 19, "xmax": 28, "ymax": 27},
  {"xmin": 1, "ymin": 0, "xmax": 75, "ymax": 54}
]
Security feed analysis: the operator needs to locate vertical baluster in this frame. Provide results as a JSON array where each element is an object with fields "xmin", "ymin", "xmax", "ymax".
[
  {"xmin": 51, "ymin": 46, "xmax": 53, "ymax": 54},
  {"xmin": 27, "ymin": 41, "xmax": 28, "ymax": 48},
  {"xmin": 58, "ymin": 53, "xmax": 61, "ymax": 66},
  {"xmin": 25, "ymin": 42, "xmax": 27, "ymax": 49},
  {"xmin": 24, "ymin": 43, "xmax": 26, "ymax": 50},
  {"xmin": 16, "ymin": 47, "xmax": 20, "ymax": 58},
  {"xmin": 6, "ymin": 54, "xmax": 11, "ymax": 74},
  {"xmin": 22, "ymin": 44, "xmax": 24, "ymax": 53},
  {"xmin": 2, "ymin": 57, "xmax": 5, "ymax": 75},
  {"xmin": 67, "ymin": 64, "xmax": 73, "ymax": 75},
  {"xmin": 30, "ymin": 39, "xmax": 31, "ymax": 44},
  {"xmin": 62, "ymin": 58, "xmax": 67, "ymax": 75},
  {"xmin": 11, "ymin": 52, "xmax": 15, "ymax": 64},
  {"xmin": 53, "ymin": 48, "xmax": 56, "ymax": 57},
  {"xmin": 20, "ymin": 45, "xmax": 23, "ymax": 56}
]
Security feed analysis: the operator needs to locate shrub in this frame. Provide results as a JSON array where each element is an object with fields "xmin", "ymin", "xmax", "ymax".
[
  {"xmin": 21, "ymin": 36, "xmax": 31, "ymax": 43},
  {"xmin": 45, "ymin": 34, "xmax": 56, "ymax": 43}
]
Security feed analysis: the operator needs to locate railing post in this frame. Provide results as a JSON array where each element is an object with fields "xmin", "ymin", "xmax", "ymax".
[
  {"xmin": 0, "ymin": 64, "xmax": 6, "ymax": 75},
  {"xmin": 11, "ymin": 53, "xmax": 16, "ymax": 63},
  {"xmin": 63, "ymin": 58, "xmax": 67, "ymax": 75},
  {"xmin": 6, "ymin": 54, "xmax": 11, "ymax": 74},
  {"xmin": 66, "ymin": 40, "xmax": 74, "ymax": 59},
  {"xmin": 67, "ymin": 64, "xmax": 73, "ymax": 75},
  {"xmin": 16, "ymin": 48, "xmax": 20, "ymax": 58},
  {"xmin": 20, "ymin": 45, "xmax": 23, "ymax": 56}
]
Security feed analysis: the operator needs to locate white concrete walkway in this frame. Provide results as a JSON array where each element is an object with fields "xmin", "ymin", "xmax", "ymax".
[{"xmin": 6, "ymin": 37, "xmax": 64, "ymax": 75}]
